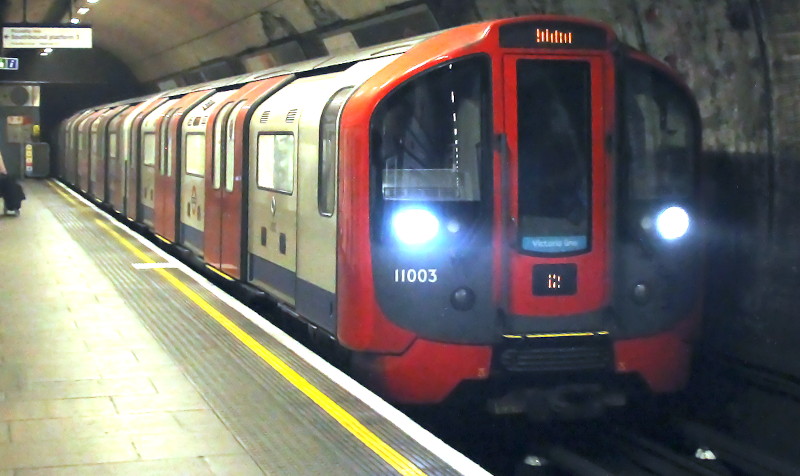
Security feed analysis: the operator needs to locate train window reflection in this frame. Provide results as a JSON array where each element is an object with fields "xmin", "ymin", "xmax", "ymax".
[
  {"xmin": 373, "ymin": 57, "xmax": 487, "ymax": 202},
  {"xmin": 257, "ymin": 133, "xmax": 295, "ymax": 194}
]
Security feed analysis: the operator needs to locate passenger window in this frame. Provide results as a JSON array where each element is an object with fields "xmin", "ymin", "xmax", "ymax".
[
  {"xmin": 318, "ymin": 87, "xmax": 352, "ymax": 216},
  {"xmin": 257, "ymin": 133, "xmax": 295, "ymax": 194},
  {"xmin": 143, "ymin": 132, "xmax": 156, "ymax": 166},
  {"xmin": 185, "ymin": 133, "xmax": 205, "ymax": 176}
]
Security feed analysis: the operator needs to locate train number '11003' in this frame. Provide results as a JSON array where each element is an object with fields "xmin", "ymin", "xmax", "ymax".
[{"xmin": 394, "ymin": 268, "xmax": 438, "ymax": 283}]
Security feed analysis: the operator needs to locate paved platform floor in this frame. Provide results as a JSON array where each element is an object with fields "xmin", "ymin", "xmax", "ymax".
[{"xmin": 0, "ymin": 180, "xmax": 488, "ymax": 476}]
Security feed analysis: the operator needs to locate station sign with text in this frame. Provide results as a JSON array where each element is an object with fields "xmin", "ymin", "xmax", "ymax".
[{"xmin": 2, "ymin": 26, "xmax": 92, "ymax": 48}]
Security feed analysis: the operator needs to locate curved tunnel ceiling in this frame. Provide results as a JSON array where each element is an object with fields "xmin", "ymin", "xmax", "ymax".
[{"xmin": 1, "ymin": 0, "xmax": 416, "ymax": 82}]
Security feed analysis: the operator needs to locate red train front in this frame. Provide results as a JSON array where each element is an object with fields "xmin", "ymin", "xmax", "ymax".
[{"xmin": 337, "ymin": 16, "xmax": 703, "ymax": 415}]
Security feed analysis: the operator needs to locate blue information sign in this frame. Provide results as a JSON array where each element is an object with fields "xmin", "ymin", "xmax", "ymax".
[{"xmin": 0, "ymin": 57, "xmax": 19, "ymax": 70}]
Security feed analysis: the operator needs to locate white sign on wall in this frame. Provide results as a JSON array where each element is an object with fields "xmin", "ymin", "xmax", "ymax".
[{"xmin": 2, "ymin": 26, "xmax": 92, "ymax": 48}]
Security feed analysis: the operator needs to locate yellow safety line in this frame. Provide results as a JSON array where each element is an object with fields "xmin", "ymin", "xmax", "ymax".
[
  {"xmin": 503, "ymin": 331, "xmax": 610, "ymax": 339},
  {"xmin": 47, "ymin": 180, "xmax": 79, "ymax": 206},
  {"xmin": 206, "ymin": 264, "xmax": 235, "ymax": 281},
  {"xmin": 92, "ymin": 218, "xmax": 426, "ymax": 476},
  {"xmin": 153, "ymin": 233, "xmax": 172, "ymax": 245}
]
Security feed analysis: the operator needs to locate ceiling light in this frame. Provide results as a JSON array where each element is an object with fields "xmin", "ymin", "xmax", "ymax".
[
  {"xmin": 44, "ymin": 47, "xmax": 53, "ymax": 53},
  {"xmin": 70, "ymin": 18, "xmax": 80, "ymax": 24},
  {"xmin": 40, "ymin": 51, "xmax": 49, "ymax": 56},
  {"xmin": 77, "ymin": 7, "xmax": 90, "ymax": 14},
  {"xmin": 87, "ymin": 0, "xmax": 100, "ymax": 3}
]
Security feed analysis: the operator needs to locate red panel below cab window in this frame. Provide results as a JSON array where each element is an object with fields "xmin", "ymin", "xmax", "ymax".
[
  {"xmin": 614, "ymin": 329, "xmax": 693, "ymax": 393},
  {"xmin": 351, "ymin": 339, "xmax": 492, "ymax": 404}
]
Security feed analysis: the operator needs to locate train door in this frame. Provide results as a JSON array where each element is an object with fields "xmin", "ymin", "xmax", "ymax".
[
  {"xmin": 127, "ymin": 98, "xmax": 167, "ymax": 222},
  {"xmin": 107, "ymin": 106, "xmax": 133, "ymax": 212},
  {"xmin": 205, "ymin": 76, "xmax": 291, "ymax": 278},
  {"xmin": 247, "ymin": 89, "xmax": 301, "ymax": 305},
  {"xmin": 78, "ymin": 109, "xmax": 105, "ymax": 193},
  {"xmin": 93, "ymin": 106, "xmax": 127, "ymax": 203},
  {"xmin": 65, "ymin": 110, "xmax": 92, "ymax": 185},
  {"xmin": 154, "ymin": 90, "xmax": 212, "ymax": 242},
  {"xmin": 179, "ymin": 89, "xmax": 236, "ymax": 257},
  {"xmin": 140, "ymin": 99, "xmax": 177, "ymax": 229},
  {"xmin": 501, "ymin": 53, "xmax": 613, "ymax": 318}
]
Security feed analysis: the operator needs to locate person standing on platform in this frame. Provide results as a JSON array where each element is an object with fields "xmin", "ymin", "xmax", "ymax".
[
  {"xmin": 0, "ymin": 147, "xmax": 25, "ymax": 215},
  {"xmin": 0, "ymin": 147, "xmax": 6, "ymax": 176}
]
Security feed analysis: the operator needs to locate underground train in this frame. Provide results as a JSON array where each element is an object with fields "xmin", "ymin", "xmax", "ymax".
[{"xmin": 59, "ymin": 15, "xmax": 703, "ymax": 417}]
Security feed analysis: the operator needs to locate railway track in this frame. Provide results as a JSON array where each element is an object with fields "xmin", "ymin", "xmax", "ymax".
[{"xmin": 511, "ymin": 417, "xmax": 796, "ymax": 475}]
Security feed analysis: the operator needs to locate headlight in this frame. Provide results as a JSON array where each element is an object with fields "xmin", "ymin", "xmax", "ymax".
[
  {"xmin": 655, "ymin": 206, "xmax": 690, "ymax": 240},
  {"xmin": 392, "ymin": 208, "xmax": 440, "ymax": 245}
]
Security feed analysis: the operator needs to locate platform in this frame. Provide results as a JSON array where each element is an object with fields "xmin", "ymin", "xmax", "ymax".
[{"xmin": 0, "ymin": 179, "xmax": 489, "ymax": 476}]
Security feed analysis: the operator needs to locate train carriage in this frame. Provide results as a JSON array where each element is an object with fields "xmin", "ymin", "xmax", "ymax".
[{"xmin": 60, "ymin": 15, "xmax": 703, "ymax": 417}]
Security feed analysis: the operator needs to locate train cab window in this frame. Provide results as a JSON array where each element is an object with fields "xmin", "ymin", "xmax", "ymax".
[
  {"xmin": 257, "ymin": 133, "xmax": 295, "ymax": 194},
  {"xmin": 516, "ymin": 60, "xmax": 591, "ymax": 254},
  {"xmin": 372, "ymin": 57, "xmax": 488, "ymax": 202},
  {"xmin": 622, "ymin": 63, "xmax": 697, "ymax": 201},
  {"xmin": 319, "ymin": 87, "xmax": 352, "ymax": 216},
  {"xmin": 143, "ymin": 132, "xmax": 156, "ymax": 166},
  {"xmin": 185, "ymin": 133, "xmax": 205, "ymax": 176}
]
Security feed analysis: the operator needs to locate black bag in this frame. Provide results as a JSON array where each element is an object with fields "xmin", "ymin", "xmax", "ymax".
[{"xmin": 1, "ymin": 175, "xmax": 25, "ymax": 214}]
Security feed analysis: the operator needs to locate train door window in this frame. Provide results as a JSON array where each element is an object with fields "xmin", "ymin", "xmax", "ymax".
[
  {"xmin": 79, "ymin": 131, "xmax": 86, "ymax": 154},
  {"xmin": 213, "ymin": 102, "xmax": 234, "ymax": 190},
  {"xmin": 109, "ymin": 132, "xmax": 118, "ymax": 160},
  {"xmin": 143, "ymin": 132, "xmax": 156, "ymax": 166},
  {"xmin": 256, "ymin": 133, "xmax": 295, "ymax": 193},
  {"xmin": 516, "ymin": 60, "xmax": 591, "ymax": 254},
  {"xmin": 90, "ymin": 128, "xmax": 100, "ymax": 181},
  {"xmin": 318, "ymin": 87, "xmax": 352, "ymax": 216},
  {"xmin": 622, "ymin": 62, "xmax": 697, "ymax": 201},
  {"xmin": 159, "ymin": 114, "xmax": 169, "ymax": 175},
  {"xmin": 225, "ymin": 102, "xmax": 245, "ymax": 192},
  {"xmin": 166, "ymin": 109, "xmax": 180, "ymax": 177},
  {"xmin": 121, "ymin": 127, "xmax": 130, "ymax": 164},
  {"xmin": 185, "ymin": 133, "xmax": 205, "ymax": 176}
]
